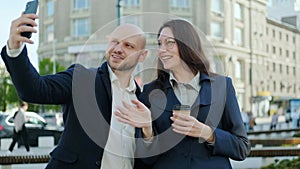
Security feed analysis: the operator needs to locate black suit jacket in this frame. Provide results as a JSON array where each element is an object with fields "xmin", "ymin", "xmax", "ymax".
[
  {"xmin": 1, "ymin": 46, "xmax": 149, "ymax": 169},
  {"xmin": 138, "ymin": 74, "xmax": 251, "ymax": 169}
]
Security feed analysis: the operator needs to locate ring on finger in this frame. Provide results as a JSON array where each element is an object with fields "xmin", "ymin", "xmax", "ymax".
[{"xmin": 16, "ymin": 28, "xmax": 20, "ymax": 33}]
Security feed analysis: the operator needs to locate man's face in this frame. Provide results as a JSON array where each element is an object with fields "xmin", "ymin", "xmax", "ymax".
[{"xmin": 105, "ymin": 25, "xmax": 146, "ymax": 72}]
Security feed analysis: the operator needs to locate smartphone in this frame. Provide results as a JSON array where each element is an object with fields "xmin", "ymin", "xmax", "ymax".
[
  {"xmin": 21, "ymin": 0, "xmax": 39, "ymax": 39},
  {"xmin": 173, "ymin": 105, "xmax": 191, "ymax": 115}
]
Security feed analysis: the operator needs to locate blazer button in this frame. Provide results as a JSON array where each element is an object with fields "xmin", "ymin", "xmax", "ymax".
[{"xmin": 95, "ymin": 160, "xmax": 101, "ymax": 167}]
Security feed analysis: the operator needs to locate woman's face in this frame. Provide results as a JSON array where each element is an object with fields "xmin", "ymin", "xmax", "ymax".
[{"xmin": 157, "ymin": 27, "xmax": 181, "ymax": 72}]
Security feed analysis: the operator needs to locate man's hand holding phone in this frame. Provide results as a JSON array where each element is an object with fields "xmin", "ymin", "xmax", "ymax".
[
  {"xmin": 8, "ymin": 0, "xmax": 38, "ymax": 50},
  {"xmin": 21, "ymin": 0, "xmax": 39, "ymax": 39}
]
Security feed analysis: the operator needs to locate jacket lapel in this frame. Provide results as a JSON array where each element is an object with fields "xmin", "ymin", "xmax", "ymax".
[
  {"xmin": 96, "ymin": 62, "xmax": 112, "ymax": 125},
  {"xmin": 162, "ymin": 80, "xmax": 181, "ymax": 112}
]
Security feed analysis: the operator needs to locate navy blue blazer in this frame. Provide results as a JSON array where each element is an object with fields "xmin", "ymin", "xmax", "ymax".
[
  {"xmin": 139, "ymin": 73, "xmax": 251, "ymax": 169},
  {"xmin": 1, "ymin": 46, "xmax": 149, "ymax": 169}
]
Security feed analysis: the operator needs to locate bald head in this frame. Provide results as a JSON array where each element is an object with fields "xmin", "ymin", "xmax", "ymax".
[
  {"xmin": 109, "ymin": 23, "xmax": 146, "ymax": 49},
  {"xmin": 105, "ymin": 23, "xmax": 148, "ymax": 72}
]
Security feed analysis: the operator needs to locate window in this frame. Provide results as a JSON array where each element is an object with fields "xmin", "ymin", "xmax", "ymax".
[
  {"xmin": 279, "ymin": 32, "xmax": 282, "ymax": 40},
  {"xmin": 73, "ymin": 18, "xmax": 89, "ymax": 37},
  {"xmin": 46, "ymin": 0, "xmax": 54, "ymax": 16},
  {"xmin": 235, "ymin": 60, "xmax": 242, "ymax": 79},
  {"xmin": 272, "ymin": 46, "xmax": 276, "ymax": 54},
  {"xmin": 293, "ymin": 67, "xmax": 296, "ymax": 75},
  {"xmin": 234, "ymin": 27, "xmax": 243, "ymax": 46},
  {"xmin": 46, "ymin": 24, "xmax": 54, "ymax": 42},
  {"xmin": 74, "ymin": 0, "xmax": 89, "ymax": 10},
  {"xmin": 211, "ymin": 0, "xmax": 223, "ymax": 14},
  {"xmin": 124, "ymin": 0, "xmax": 140, "ymax": 7},
  {"xmin": 170, "ymin": 0, "xmax": 190, "ymax": 8},
  {"xmin": 293, "ymin": 52, "xmax": 296, "ymax": 60},
  {"xmin": 212, "ymin": 55, "xmax": 224, "ymax": 74},
  {"xmin": 234, "ymin": 3, "xmax": 243, "ymax": 20},
  {"xmin": 286, "ymin": 65, "xmax": 289, "ymax": 74},
  {"xmin": 293, "ymin": 36, "xmax": 296, "ymax": 43},
  {"xmin": 121, "ymin": 15, "xmax": 141, "ymax": 26},
  {"xmin": 211, "ymin": 21, "xmax": 223, "ymax": 39},
  {"xmin": 279, "ymin": 64, "xmax": 282, "ymax": 73},
  {"xmin": 279, "ymin": 48, "xmax": 282, "ymax": 55}
]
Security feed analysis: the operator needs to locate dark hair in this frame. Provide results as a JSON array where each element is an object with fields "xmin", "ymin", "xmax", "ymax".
[
  {"xmin": 156, "ymin": 19, "xmax": 212, "ymax": 86},
  {"xmin": 20, "ymin": 101, "xmax": 28, "ymax": 107}
]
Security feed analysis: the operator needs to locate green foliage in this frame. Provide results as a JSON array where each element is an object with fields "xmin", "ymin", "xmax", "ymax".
[
  {"xmin": 0, "ymin": 58, "xmax": 66, "ymax": 113},
  {"xmin": 293, "ymin": 133, "xmax": 300, "ymax": 137},
  {"xmin": 37, "ymin": 58, "xmax": 66, "ymax": 113},
  {"xmin": 261, "ymin": 157, "xmax": 300, "ymax": 169},
  {"xmin": 0, "ymin": 67, "xmax": 19, "ymax": 111},
  {"xmin": 39, "ymin": 58, "xmax": 66, "ymax": 75}
]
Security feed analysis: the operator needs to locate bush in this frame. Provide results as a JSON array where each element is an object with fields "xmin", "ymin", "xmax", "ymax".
[{"xmin": 261, "ymin": 157, "xmax": 300, "ymax": 169}]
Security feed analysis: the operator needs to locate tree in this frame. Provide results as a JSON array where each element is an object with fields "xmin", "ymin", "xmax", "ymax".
[
  {"xmin": 39, "ymin": 58, "xmax": 65, "ymax": 75},
  {"xmin": 35, "ymin": 58, "xmax": 66, "ymax": 113},
  {"xmin": 0, "ymin": 66, "xmax": 19, "ymax": 111}
]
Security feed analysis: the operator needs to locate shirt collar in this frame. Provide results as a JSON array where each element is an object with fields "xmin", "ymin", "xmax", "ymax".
[
  {"xmin": 107, "ymin": 65, "xmax": 136, "ymax": 93},
  {"xmin": 169, "ymin": 71, "xmax": 200, "ymax": 90}
]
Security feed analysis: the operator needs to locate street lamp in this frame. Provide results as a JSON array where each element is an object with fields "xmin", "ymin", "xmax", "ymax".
[
  {"xmin": 52, "ymin": 39, "xmax": 57, "ymax": 74},
  {"xmin": 117, "ymin": 0, "xmax": 122, "ymax": 25}
]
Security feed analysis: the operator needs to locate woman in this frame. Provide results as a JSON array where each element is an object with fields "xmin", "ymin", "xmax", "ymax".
[{"xmin": 115, "ymin": 19, "xmax": 251, "ymax": 169}]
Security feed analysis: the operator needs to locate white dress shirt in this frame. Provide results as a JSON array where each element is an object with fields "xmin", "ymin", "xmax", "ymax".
[
  {"xmin": 100, "ymin": 66, "xmax": 137, "ymax": 169},
  {"xmin": 6, "ymin": 42, "xmax": 25, "ymax": 57},
  {"xmin": 169, "ymin": 72, "xmax": 200, "ymax": 106}
]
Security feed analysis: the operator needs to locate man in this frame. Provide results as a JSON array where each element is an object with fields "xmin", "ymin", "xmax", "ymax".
[
  {"xmin": 9, "ymin": 102, "xmax": 30, "ymax": 153},
  {"xmin": 1, "ymin": 13, "xmax": 152, "ymax": 169}
]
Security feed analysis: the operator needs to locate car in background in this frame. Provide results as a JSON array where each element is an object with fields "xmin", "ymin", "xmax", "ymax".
[
  {"xmin": 0, "ymin": 111, "xmax": 63, "ymax": 147},
  {"xmin": 42, "ymin": 112, "xmax": 64, "ymax": 129}
]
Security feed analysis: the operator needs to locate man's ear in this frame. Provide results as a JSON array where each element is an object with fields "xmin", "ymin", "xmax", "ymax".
[{"xmin": 138, "ymin": 49, "xmax": 148, "ymax": 62}]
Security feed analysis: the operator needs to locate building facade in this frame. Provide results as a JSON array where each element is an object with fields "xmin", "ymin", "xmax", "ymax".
[{"xmin": 37, "ymin": 0, "xmax": 300, "ymax": 116}]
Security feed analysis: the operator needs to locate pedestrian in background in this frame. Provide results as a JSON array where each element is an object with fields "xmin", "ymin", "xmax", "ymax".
[
  {"xmin": 8, "ymin": 102, "xmax": 30, "ymax": 152},
  {"xmin": 248, "ymin": 111, "xmax": 256, "ymax": 131},
  {"xmin": 270, "ymin": 112, "xmax": 279, "ymax": 130}
]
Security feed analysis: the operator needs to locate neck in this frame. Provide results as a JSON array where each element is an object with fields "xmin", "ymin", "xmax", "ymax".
[
  {"xmin": 114, "ymin": 69, "xmax": 134, "ymax": 89},
  {"xmin": 172, "ymin": 67, "xmax": 195, "ymax": 83}
]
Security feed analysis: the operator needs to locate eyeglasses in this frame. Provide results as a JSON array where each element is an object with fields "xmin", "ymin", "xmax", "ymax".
[{"xmin": 157, "ymin": 38, "xmax": 176, "ymax": 49}]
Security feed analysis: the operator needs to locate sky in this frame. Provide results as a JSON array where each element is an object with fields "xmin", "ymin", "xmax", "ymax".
[{"xmin": 1, "ymin": 0, "xmax": 38, "ymax": 69}]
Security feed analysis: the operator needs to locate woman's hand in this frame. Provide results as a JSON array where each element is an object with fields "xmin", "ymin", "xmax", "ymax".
[
  {"xmin": 171, "ymin": 113, "xmax": 215, "ymax": 142},
  {"xmin": 115, "ymin": 99, "xmax": 153, "ymax": 140}
]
